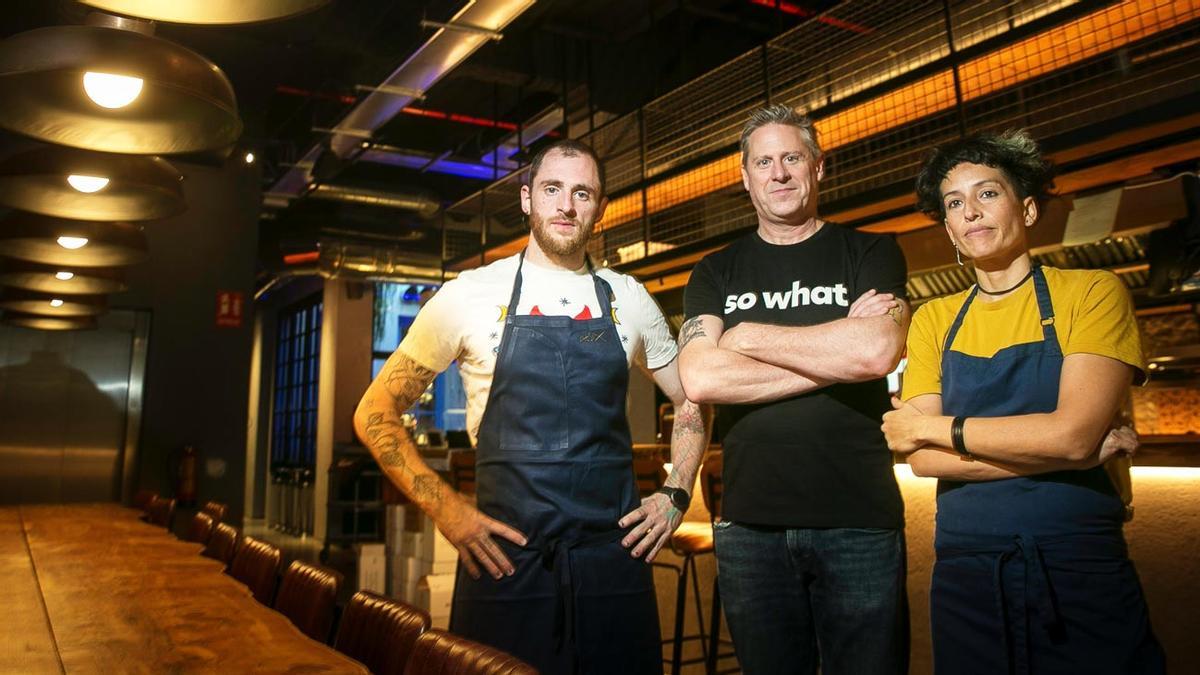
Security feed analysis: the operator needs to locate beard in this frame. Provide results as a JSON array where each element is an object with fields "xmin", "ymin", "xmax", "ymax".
[{"xmin": 529, "ymin": 210, "xmax": 594, "ymax": 258}]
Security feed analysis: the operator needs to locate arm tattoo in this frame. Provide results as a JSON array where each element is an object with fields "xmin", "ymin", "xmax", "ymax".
[
  {"xmin": 678, "ymin": 317, "xmax": 707, "ymax": 350},
  {"xmin": 384, "ymin": 357, "xmax": 437, "ymax": 405},
  {"xmin": 673, "ymin": 402, "xmax": 706, "ymax": 435},
  {"xmin": 412, "ymin": 473, "xmax": 443, "ymax": 506}
]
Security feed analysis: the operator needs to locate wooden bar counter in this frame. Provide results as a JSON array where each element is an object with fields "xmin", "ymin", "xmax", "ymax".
[{"xmin": 2, "ymin": 503, "xmax": 367, "ymax": 674}]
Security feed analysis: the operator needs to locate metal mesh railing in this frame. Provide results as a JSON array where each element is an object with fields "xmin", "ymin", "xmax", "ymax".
[{"xmin": 446, "ymin": 0, "xmax": 1200, "ymax": 270}]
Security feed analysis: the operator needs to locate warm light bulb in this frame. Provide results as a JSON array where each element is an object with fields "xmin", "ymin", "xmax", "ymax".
[
  {"xmin": 49, "ymin": 298, "xmax": 65, "ymax": 308},
  {"xmin": 67, "ymin": 174, "xmax": 110, "ymax": 193},
  {"xmin": 55, "ymin": 271, "xmax": 75, "ymax": 281},
  {"xmin": 244, "ymin": 152, "xmax": 255, "ymax": 164},
  {"xmin": 56, "ymin": 236, "xmax": 89, "ymax": 250},
  {"xmin": 82, "ymin": 71, "xmax": 144, "ymax": 109}
]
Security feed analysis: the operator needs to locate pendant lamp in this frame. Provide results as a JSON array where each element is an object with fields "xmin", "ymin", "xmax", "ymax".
[
  {"xmin": 0, "ymin": 288, "xmax": 108, "ymax": 317},
  {"xmin": 0, "ymin": 213, "xmax": 148, "ymax": 267},
  {"xmin": 0, "ymin": 259, "xmax": 127, "ymax": 295},
  {"xmin": 78, "ymin": 0, "xmax": 330, "ymax": 25},
  {"xmin": 0, "ymin": 144, "xmax": 184, "ymax": 220},
  {"xmin": 0, "ymin": 24, "xmax": 241, "ymax": 154},
  {"xmin": 1, "ymin": 311, "xmax": 98, "ymax": 331}
]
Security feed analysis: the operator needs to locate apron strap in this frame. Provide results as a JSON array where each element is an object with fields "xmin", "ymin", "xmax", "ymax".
[
  {"xmin": 1029, "ymin": 265, "xmax": 1062, "ymax": 356},
  {"xmin": 538, "ymin": 528, "xmax": 625, "ymax": 658},
  {"xmin": 942, "ymin": 285, "xmax": 979, "ymax": 353},
  {"xmin": 506, "ymin": 251, "xmax": 615, "ymax": 322}
]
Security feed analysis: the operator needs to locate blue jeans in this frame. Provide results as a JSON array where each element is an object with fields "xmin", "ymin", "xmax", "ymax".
[{"xmin": 714, "ymin": 523, "xmax": 909, "ymax": 675}]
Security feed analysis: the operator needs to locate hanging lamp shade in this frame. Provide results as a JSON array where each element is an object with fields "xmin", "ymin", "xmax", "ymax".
[
  {"xmin": 78, "ymin": 0, "xmax": 330, "ymax": 25},
  {"xmin": 0, "ymin": 25, "xmax": 241, "ymax": 154},
  {"xmin": 0, "ymin": 213, "xmax": 148, "ymax": 267},
  {"xmin": 2, "ymin": 311, "xmax": 98, "ymax": 331},
  {"xmin": 0, "ymin": 259, "xmax": 127, "ymax": 295},
  {"xmin": 0, "ymin": 144, "xmax": 184, "ymax": 220},
  {"xmin": 0, "ymin": 288, "xmax": 107, "ymax": 317}
]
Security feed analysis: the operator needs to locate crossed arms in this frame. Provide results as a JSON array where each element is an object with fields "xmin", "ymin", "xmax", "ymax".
[{"xmin": 678, "ymin": 289, "xmax": 910, "ymax": 405}]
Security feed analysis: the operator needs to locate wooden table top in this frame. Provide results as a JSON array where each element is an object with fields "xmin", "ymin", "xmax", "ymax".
[{"xmin": 2, "ymin": 503, "xmax": 368, "ymax": 674}]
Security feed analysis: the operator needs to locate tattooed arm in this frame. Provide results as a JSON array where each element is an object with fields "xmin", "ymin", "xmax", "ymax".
[
  {"xmin": 677, "ymin": 314, "xmax": 830, "ymax": 404},
  {"xmin": 619, "ymin": 359, "xmax": 712, "ymax": 562},
  {"xmin": 719, "ymin": 292, "xmax": 910, "ymax": 383},
  {"xmin": 353, "ymin": 349, "xmax": 526, "ymax": 580}
]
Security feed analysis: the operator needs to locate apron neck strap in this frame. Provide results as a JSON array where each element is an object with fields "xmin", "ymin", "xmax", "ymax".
[
  {"xmin": 942, "ymin": 265, "xmax": 1057, "ymax": 353},
  {"xmin": 507, "ymin": 250, "xmax": 613, "ymax": 317}
]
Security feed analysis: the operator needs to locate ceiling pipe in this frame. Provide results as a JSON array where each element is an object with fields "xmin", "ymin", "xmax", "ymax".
[
  {"xmin": 306, "ymin": 184, "xmax": 441, "ymax": 219},
  {"xmin": 266, "ymin": 0, "xmax": 537, "ymax": 201}
]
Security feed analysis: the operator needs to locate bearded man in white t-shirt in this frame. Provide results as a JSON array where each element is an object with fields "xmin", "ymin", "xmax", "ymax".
[{"xmin": 354, "ymin": 139, "xmax": 710, "ymax": 675}]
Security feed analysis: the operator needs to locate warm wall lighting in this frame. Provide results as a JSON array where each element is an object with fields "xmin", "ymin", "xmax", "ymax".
[
  {"xmin": 82, "ymin": 71, "xmax": 144, "ymax": 109},
  {"xmin": 1131, "ymin": 466, "xmax": 1200, "ymax": 480},
  {"xmin": 49, "ymin": 298, "xmax": 64, "ymax": 307},
  {"xmin": 55, "ymin": 271, "xmax": 75, "ymax": 281},
  {"xmin": 66, "ymin": 174, "xmax": 110, "ymax": 193},
  {"xmin": 56, "ymin": 236, "xmax": 89, "ymax": 250}
]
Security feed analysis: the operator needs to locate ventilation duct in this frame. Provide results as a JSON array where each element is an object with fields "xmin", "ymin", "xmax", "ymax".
[{"xmin": 306, "ymin": 184, "xmax": 440, "ymax": 219}]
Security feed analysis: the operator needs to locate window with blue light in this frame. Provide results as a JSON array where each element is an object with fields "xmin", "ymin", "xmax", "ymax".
[
  {"xmin": 271, "ymin": 294, "xmax": 322, "ymax": 467},
  {"xmin": 373, "ymin": 283, "xmax": 468, "ymax": 436}
]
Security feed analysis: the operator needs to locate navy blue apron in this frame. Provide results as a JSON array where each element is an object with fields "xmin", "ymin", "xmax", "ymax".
[
  {"xmin": 449, "ymin": 252, "xmax": 662, "ymax": 675},
  {"xmin": 931, "ymin": 265, "xmax": 1164, "ymax": 674}
]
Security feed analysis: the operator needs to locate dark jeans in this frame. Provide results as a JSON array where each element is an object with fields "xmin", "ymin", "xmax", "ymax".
[{"xmin": 714, "ymin": 522, "xmax": 909, "ymax": 675}]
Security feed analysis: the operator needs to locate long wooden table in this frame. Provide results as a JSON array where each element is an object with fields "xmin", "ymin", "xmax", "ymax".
[{"xmin": 2, "ymin": 503, "xmax": 368, "ymax": 674}]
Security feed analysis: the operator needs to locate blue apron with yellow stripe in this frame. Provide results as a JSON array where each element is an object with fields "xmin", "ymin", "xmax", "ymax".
[{"xmin": 932, "ymin": 265, "xmax": 1164, "ymax": 674}]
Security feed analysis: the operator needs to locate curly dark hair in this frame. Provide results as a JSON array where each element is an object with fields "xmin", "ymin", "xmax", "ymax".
[{"xmin": 914, "ymin": 129, "xmax": 1056, "ymax": 220}]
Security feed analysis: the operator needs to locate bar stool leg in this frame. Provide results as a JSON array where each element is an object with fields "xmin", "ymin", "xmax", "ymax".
[
  {"xmin": 671, "ymin": 553, "xmax": 690, "ymax": 675},
  {"xmin": 706, "ymin": 576, "xmax": 723, "ymax": 675}
]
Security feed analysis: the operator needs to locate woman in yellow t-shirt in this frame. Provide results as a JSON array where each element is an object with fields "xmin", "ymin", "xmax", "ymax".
[{"xmin": 881, "ymin": 130, "xmax": 1164, "ymax": 673}]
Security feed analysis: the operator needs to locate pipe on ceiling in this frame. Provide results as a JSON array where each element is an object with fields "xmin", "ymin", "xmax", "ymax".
[
  {"xmin": 266, "ymin": 0, "xmax": 538, "ymax": 201},
  {"xmin": 307, "ymin": 184, "xmax": 441, "ymax": 219}
]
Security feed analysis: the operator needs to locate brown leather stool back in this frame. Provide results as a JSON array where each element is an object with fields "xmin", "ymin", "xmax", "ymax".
[
  {"xmin": 449, "ymin": 449, "xmax": 476, "ymax": 495},
  {"xmin": 274, "ymin": 560, "xmax": 342, "ymax": 643},
  {"xmin": 203, "ymin": 522, "xmax": 239, "ymax": 568},
  {"xmin": 407, "ymin": 630, "xmax": 537, "ymax": 675},
  {"xmin": 334, "ymin": 590, "xmax": 430, "ymax": 675},
  {"xmin": 632, "ymin": 455, "xmax": 666, "ymax": 498},
  {"xmin": 201, "ymin": 500, "xmax": 228, "ymax": 523},
  {"xmin": 188, "ymin": 511, "xmax": 215, "ymax": 544},
  {"xmin": 230, "ymin": 536, "xmax": 282, "ymax": 605},
  {"xmin": 147, "ymin": 496, "xmax": 176, "ymax": 529},
  {"xmin": 133, "ymin": 489, "xmax": 157, "ymax": 511}
]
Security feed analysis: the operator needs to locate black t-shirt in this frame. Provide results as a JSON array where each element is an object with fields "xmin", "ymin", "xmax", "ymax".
[{"xmin": 684, "ymin": 223, "xmax": 907, "ymax": 529}]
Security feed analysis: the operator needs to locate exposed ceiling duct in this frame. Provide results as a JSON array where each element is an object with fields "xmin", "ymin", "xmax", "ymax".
[
  {"xmin": 266, "ymin": 0, "xmax": 537, "ymax": 201},
  {"xmin": 305, "ymin": 184, "xmax": 441, "ymax": 219}
]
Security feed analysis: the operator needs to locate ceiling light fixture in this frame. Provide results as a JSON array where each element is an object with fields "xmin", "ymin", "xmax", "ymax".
[
  {"xmin": 57, "ymin": 236, "xmax": 89, "ymax": 250},
  {"xmin": 82, "ymin": 71, "xmax": 144, "ymax": 109},
  {"xmin": 244, "ymin": 152, "xmax": 255, "ymax": 164},
  {"xmin": 0, "ymin": 24, "xmax": 241, "ymax": 154},
  {"xmin": 67, "ymin": 174, "xmax": 111, "ymax": 193},
  {"xmin": 55, "ymin": 271, "xmax": 75, "ymax": 281},
  {"xmin": 77, "ymin": 0, "xmax": 331, "ymax": 25},
  {"xmin": 49, "ymin": 298, "xmax": 65, "ymax": 307},
  {"xmin": 0, "ymin": 145, "xmax": 184, "ymax": 221}
]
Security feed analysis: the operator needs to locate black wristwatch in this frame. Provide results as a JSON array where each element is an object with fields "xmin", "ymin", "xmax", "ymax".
[{"xmin": 655, "ymin": 486, "xmax": 691, "ymax": 512}]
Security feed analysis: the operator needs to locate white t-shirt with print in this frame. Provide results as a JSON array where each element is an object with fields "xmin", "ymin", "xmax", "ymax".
[{"xmin": 399, "ymin": 254, "xmax": 678, "ymax": 442}]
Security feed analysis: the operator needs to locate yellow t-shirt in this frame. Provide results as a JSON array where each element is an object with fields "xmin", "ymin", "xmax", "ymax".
[{"xmin": 902, "ymin": 266, "xmax": 1145, "ymax": 401}]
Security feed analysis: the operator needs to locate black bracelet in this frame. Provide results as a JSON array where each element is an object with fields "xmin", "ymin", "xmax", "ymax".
[{"xmin": 951, "ymin": 416, "xmax": 974, "ymax": 461}]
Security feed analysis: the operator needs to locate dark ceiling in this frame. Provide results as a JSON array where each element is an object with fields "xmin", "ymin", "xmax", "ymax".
[{"xmin": 2, "ymin": 0, "xmax": 840, "ymax": 265}]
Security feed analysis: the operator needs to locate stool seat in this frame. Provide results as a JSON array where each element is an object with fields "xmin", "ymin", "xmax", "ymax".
[{"xmin": 671, "ymin": 521, "xmax": 714, "ymax": 554}]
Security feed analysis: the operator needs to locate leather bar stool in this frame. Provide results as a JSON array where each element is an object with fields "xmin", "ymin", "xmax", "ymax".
[
  {"xmin": 334, "ymin": 590, "xmax": 430, "ymax": 675},
  {"xmin": 201, "ymin": 500, "xmax": 228, "ymax": 523},
  {"xmin": 187, "ymin": 511, "xmax": 215, "ymax": 544},
  {"xmin": 229, "ymin": 535, "xmax": 282, "ymax": 605},
  {"xmin": 274, "ymin": 560, "xmax": 342, "ymax": 643},
  {"xmin": 146, "ymin": 496, "xmax": 176, "ymax": 529},
  {"xmin": 203, "ymin": 522, "xmax": 239, "ymax": 568},
  {"xmin": 406, "ymin": 629, "xmax": 537, "ymax": 675}
]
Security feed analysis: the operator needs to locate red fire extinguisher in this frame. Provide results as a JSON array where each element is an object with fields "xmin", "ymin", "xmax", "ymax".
[{"xmin": 176, "ymin": 445, "xmax": 198, "ymax": 507}]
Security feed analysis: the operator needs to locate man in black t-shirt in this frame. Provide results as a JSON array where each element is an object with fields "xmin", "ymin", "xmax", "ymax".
[{"xmin": 679, "ymin": 104, "xmax": 911, "ymax": 675}]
